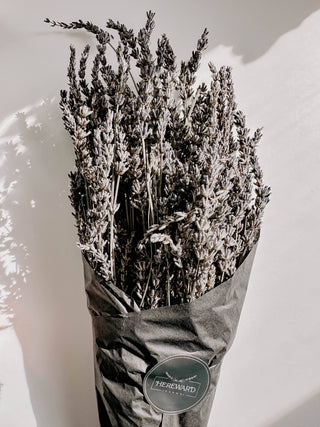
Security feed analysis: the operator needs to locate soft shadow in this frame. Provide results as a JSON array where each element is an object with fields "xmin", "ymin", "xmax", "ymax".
[
  {"xmin": 133, "ymin": 0, "xmax": 320, "ymax": 63},
  {"xmin": 0, "ymin": 98, "xmax": 99, "ymax": 427},
  {"xmin": 0, "ymin": 2, "xmax": 319, "ymax": 425},
  {"xmin": 1, "ymin": 1, "xmax": 319, "ymax": 122},
  {"xmin": 266, "ymin": 390, "xmax": 320, "ymax": 427},
  {"xmin": 40, "ymin": 0, "xmax": 320, "ymax": 63}
]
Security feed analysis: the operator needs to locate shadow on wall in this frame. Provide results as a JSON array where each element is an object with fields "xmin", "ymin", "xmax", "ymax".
[
  {"xmin": 266, "ymin": 390, "xmax": 320, "ymax": 427},
  {"xmin": 146, "ymin": 0, "xmax": 320, "ymax": 63},
  {"xmin": 1, "ymin": 0, "xmax": 320, "ymax": 122},
  {"xmin": 0, "ymin": 2, "xmax": 319, "ymax": 426},
  {"xmin": 0, "ymin": 99, "xmax": 99, "ymax": 427}
]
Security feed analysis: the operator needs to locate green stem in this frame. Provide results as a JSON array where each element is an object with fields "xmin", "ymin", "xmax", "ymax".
[
  {"xmin": 185, "ymin": 86, "xmax": 201, "ymax": 126},
  {"xmin": 181, "ymin": 267, "xmax": 188, "ymax": 298},
  {"xmin": 110, "ymin": 174, "xmax": 115, "ymax": 278},
  {"xmin": 125, "ymin": 193, "xmax": 130, "ymax": 230},
  {"xmin": 141, "ymin": 136, "xmax": 154, "ymax": 226},
  {"xmin": 192, "ymin": 258, "xmax": 200, "ymax": 299},
  {"xmin": 139, "ymin": 263, "xmax": 152, "ymax": 309},
  {"xmin": 111, "ymin": 174, "xmax": 121, "ymax": 277},
  {"xmin": 107, "ymin": 42, "xmax": 139, "ymax": 95},
  {"xmin": 166, "ymin": 254, "xmax": 171, "ymax": 306}
]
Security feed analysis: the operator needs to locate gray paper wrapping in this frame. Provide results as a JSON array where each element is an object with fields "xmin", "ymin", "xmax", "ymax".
[{"xmin": 83, "ymin": 241, "xmax": 258, "ymax": 427}]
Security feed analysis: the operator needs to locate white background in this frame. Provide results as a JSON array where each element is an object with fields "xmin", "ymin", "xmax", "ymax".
[{"xmin": 1, "ymin": 1, "xmax": 320, "ymax": 426}]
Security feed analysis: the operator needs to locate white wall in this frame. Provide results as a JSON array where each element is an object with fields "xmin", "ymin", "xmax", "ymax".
[{"xmin": 1, "ymin": 1, "xmax": 320, "ymax": 426}]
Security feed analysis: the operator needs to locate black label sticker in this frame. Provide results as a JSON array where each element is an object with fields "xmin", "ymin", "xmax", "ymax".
[{"xmin": 143, "ymin": 355, "xmax": 211, "ymax": 414}]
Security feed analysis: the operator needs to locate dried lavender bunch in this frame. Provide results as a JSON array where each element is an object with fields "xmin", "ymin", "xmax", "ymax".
[{"xmin": 45, "ymin": 11, "xmax": 271, "ymax": 309}]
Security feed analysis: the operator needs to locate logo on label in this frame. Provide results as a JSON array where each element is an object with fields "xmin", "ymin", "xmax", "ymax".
[
  {"xmin": 151, "ymin": 376, "xmax": 201, "ymax": 398},
  {"xmin": 143, "ymin": 355, "xmax": 211, "ymax": 414}
]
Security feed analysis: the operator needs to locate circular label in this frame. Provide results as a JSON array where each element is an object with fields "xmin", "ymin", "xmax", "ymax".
[{"xmin": 143, "ymin": 355, "xmax": 211, "ymax": 414}]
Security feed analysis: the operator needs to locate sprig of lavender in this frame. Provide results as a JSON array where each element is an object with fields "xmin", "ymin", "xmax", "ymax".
[{"xmin": 45, "ymin": 11, "xmax": 271, "ymax": 309}]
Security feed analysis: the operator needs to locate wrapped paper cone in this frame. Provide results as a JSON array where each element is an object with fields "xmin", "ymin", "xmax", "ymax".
[{"xmin": 83, "ymin": 240, "xmax": 258, "ymax": 427}]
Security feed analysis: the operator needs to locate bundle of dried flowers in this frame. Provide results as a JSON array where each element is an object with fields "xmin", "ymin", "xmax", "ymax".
[{"xmin": 45, "ymin": 11, "xmax": 270, "ymax": 310}]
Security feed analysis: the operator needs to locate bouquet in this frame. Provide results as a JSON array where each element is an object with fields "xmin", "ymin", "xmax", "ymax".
[{"xmin": 45, "ymin": 11, "xmax": 270, "ymax": 427}]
